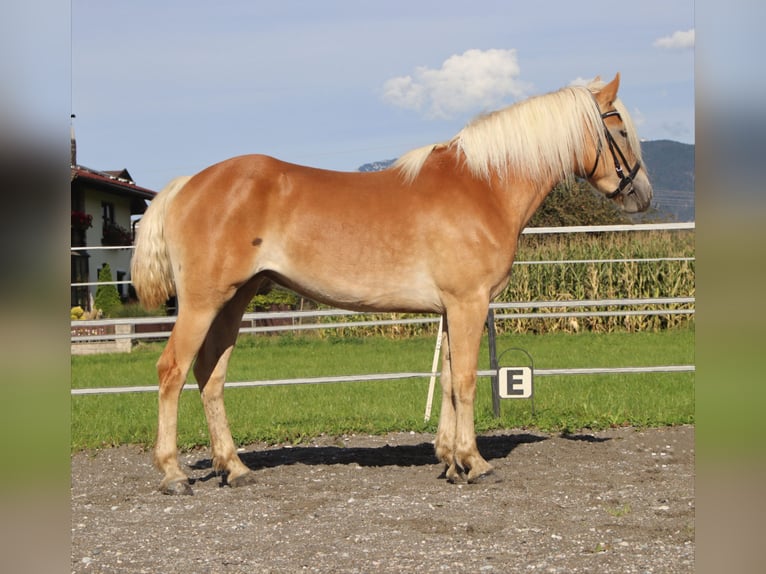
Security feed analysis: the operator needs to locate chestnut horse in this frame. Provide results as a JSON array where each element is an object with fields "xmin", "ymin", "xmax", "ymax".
[{"xmin": 132, "ymin": 74, "xmax": 652, "ymax": 494}]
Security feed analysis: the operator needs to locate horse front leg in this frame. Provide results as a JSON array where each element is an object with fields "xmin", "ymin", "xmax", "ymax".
[{"xmin": 440, "ymin": 301, "xmax": 494, "ymax": 483}]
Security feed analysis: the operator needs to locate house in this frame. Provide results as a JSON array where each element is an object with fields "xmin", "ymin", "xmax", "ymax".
[{"xmin": 70, "ymin": 129, "xmax": 156, "ymax": 309}]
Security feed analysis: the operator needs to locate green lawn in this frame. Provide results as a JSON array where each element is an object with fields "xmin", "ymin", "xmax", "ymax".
[{"xmin": 71, "ymin": 327, "xmax": 694, "ymax": 450}]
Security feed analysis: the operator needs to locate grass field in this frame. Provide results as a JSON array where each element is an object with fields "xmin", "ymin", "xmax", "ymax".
[{"xmin": 71, "ymin": 326, "xmax": 694, "ymax": 451}]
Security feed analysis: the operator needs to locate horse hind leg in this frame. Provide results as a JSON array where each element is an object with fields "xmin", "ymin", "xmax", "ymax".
[
  {"xmin": 192, "ymin": 277, "xmax": 266, "ymax": 488},
  {"xmin": 154, "ymin": 308, "xmax": 220, "ymax": 495}
]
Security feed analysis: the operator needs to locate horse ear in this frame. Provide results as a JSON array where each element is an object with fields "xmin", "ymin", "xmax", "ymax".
[{"xmin": 595, "ymin": 72, "xmax": 620, "ymax": 107}]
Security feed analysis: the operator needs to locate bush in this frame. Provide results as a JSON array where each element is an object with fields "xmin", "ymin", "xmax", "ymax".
[
  {"xmin": 111, "ymin": 302, "xmax": 165, "ymax": 318},
  {"xmin": 94, "ymin": 263, "xmax": 122, "ymax": 317},
  {"xmin": 528, "ymin": 179, "xmax": 629, "ymax": 228},
  {"xmin": 246, "ymin": 287, "xmax": 299, "ymax": 312}
]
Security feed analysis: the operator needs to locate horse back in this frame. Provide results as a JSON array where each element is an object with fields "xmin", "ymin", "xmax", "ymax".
[{"xmin": 163, "ymin": 153, "xmax": 517, "ymax": 313}]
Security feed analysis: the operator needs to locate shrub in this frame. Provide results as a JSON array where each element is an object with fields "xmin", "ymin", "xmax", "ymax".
[
  {"xmin": 94, "ymin": 263, "xmax": 123, "ymax": 317},
  {"xmin": 246, "ymin": 287, "xmax": 299, "ymax": 312},
  {"xmin": 528, "ymin": 180, "xmax": 629, "ymax": 228},
  {"xmin": 112, "ymin": 302, "xmax": 165, "ymax": 318}
]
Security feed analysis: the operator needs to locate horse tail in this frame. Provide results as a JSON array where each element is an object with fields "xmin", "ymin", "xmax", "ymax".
[{"xmin": 130, "ymin": 175, "xmax": 191, "ymax": 310}]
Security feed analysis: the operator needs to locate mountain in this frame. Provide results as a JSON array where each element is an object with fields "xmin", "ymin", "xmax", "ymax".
[
  {"xmin": 640, "ymin": 140, "xmax": 695, "ymax": 222},
  {"xmin": 358, "ymin": 159, "xmax": 397, "ymax": 172},
  {"xmin": 358, "ymin": 140, "xmax": 694, "ymax": 222}
]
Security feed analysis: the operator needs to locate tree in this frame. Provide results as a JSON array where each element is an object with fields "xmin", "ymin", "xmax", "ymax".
[
  {"xmin": 94, "ymin": 263, "xmax": 122, "ymax": 317},
  {"xmin": 528, "ymin": 179, "xmax": 629, "ymax": 228}
]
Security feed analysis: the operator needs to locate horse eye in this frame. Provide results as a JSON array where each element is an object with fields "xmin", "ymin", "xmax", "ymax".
[{"xmin": 619, "ymin": 129, "xmax": 628, "ymax": 138}]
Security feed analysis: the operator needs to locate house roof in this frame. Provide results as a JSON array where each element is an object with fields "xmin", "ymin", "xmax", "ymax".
[{"xmin": 71, "ymin": 165, "xmax": 156, "ymax": 213}]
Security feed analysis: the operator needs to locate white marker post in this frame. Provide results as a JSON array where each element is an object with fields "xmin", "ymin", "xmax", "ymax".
[{"xmin": 423, "ymin": 316, "xmax": 444, "ymax": 422}]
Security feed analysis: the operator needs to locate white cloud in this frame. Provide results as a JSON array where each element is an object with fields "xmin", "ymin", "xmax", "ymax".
[
  {"xmin": 653, "ymin": 28, "xmax": 695, "ymax": 50},
  {"xmin": 382, "ymin": 48, "xmax": 529, "ymax": 118},
  {"xmin": 381, "ymin": 75, "xmax": 426, "ymax": 111}
]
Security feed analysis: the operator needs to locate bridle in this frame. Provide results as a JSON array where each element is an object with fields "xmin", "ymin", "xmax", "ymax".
[{"xmin": 587, "ymin": 109, "xmax": 642, "ymax": 199}]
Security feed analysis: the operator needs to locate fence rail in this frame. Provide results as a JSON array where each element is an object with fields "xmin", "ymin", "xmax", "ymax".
[
  {"xmin": 71, "ymin": 222, "xmax": 695, "ymax": 395},
  {"xmin": 519, "ymin": 222, "xmax": 695, "ymax": 234},
  {"xmin": 70, "ymin": 296, "xmax": 694, "ymax": 343},
  {"xmin": 71, "ymin": 365, "xmax": 696, "ymax": 396}
]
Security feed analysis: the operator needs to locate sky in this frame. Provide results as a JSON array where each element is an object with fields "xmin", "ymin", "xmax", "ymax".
[{"xmin": 69, "ymin": 0, "xmax": 695, "ymax": 192}]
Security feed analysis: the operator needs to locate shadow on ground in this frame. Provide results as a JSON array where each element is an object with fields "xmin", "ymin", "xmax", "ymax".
[{"xmin": 188, "ymin": 433, "xmax": 549, "ymax": 474}]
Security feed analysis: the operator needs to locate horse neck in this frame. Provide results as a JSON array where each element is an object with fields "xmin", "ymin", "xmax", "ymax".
[{"xmin": 493, "ymin": 170, "xmax": 565, "ymax": 232}]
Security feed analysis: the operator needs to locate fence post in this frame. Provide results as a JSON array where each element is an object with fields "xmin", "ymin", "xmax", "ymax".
[
  {"xmin": 486, "ymin": 308, "xmax": 501, "ymax": 418},
  {"xmin": 115, "ymin": 323, "xmax": 133, "ymax": 353}
]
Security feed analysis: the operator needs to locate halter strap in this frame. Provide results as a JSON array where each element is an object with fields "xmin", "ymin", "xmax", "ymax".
[
  {"xmin": 589, "ymin": 108, "xmax": 642, "ymax": 199},
  {"xmin": 586, "ymin": 135, "xmax": 603, "ymax": 179}
]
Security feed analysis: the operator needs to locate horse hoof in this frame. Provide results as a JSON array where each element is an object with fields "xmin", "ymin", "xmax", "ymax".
[
  {"xmin": 444, "ymin": 464, "xmax": 465, "ymax": 484},
  {"xmin": 227, "ymin": 471, "xmax": 256, "ymax": 488},
  {"xmin": 467, "ymin": 465, "xmax": 494, "ymax": 484},
  {"xmin": 160, "ymin": 479, "xmax": 193, "ymax": 495}
]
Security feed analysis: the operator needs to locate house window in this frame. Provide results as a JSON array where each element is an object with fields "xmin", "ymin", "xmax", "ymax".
[
  {"xmin": 71, "ymin": 252, "xmax": 90, "ymax": 308},
  {"xmin": 102, "ymin": 201, "xmax": 115, "ymax": 228}
]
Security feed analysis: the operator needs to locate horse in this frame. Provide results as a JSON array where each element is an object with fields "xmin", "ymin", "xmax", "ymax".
[{"xmin": 131, "ymin": 73, "xmax": 652, "ymax": 495}]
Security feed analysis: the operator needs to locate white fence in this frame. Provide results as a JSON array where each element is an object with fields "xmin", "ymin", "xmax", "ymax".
[
  {"xmin": 70, "ymin": 297, "xmax": 694, "ymax": 343},
  {"xmin": 71, "ymin": 222, "xmax": 695, "ymax": 395}
]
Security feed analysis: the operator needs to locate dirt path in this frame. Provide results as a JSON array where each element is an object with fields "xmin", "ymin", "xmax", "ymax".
[{"xmin": 71, "ymin": 425, "xmax": 694, "ymax": 573}]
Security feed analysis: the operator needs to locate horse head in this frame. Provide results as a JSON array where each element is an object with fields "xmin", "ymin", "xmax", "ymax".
[{"xmin": 586, "ymin": 73, "xmax": 653, "ymax": 213}]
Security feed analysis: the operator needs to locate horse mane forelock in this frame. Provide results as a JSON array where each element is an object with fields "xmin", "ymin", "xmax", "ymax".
[{"xmin": 394, "ymin": 81, "xmax": 641, "ymax": 184}]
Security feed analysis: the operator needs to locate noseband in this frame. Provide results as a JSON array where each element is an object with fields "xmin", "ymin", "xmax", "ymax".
[{"xmin": 587, "ymin": 110, "xmax": 642, "ymax": 199}]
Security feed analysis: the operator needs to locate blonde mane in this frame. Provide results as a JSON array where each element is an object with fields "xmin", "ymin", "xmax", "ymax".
[{"xmin": 394, "ymin": 80, "xmax": 641, "ymax": 184}]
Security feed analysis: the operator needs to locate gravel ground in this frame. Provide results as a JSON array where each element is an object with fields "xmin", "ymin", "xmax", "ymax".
[{"xmin": 71, "ymin": 425, "xmax": 694, "ymax": 573}]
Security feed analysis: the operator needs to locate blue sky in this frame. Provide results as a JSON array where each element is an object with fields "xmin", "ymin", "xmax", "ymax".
[{"xmin": 70, "ymin": 0, "xmax": 694, "ymax": 191}]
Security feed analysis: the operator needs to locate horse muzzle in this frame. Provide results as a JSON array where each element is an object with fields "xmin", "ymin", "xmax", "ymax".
[{"xmin": 612, "ymin": 171, "xmax": 653, "ymax": 213}]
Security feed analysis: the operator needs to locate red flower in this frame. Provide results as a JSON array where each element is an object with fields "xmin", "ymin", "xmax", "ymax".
[{"xmin": 71, "ymin": 211, "xmax": 93, "ymax": 230}]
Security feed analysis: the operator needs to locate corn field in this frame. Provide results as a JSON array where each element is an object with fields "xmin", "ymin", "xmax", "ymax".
[{"xmin": 311, "ymin": 229, "xmax": 695, "ymax": 339}]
